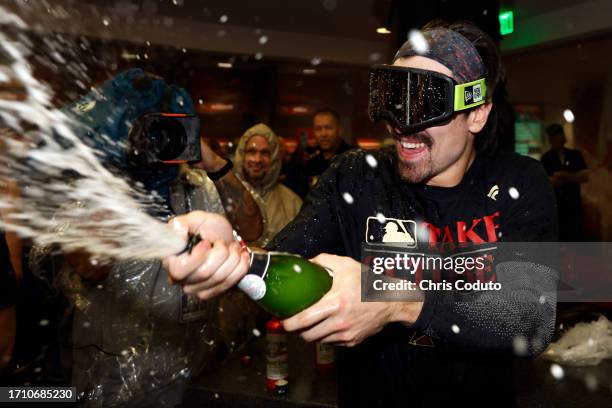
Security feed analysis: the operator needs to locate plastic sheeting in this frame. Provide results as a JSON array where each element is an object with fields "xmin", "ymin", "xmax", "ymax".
[{"xmin": 29, "ymin": 169, "xmax": 264, "ymax": 406}]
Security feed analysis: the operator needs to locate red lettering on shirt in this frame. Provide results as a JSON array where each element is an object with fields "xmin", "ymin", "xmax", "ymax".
[{"xmin": 457, "ymin": 219, "xmax": 485, "ymax": 243}]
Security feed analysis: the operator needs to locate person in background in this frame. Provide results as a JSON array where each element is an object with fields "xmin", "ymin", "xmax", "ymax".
[
  {"xmin": 234, "ymin": 123, "xmax": 302, "ymax": 245},
  {"xmin": 280, "ymin": 137, "xmax": 312, "ymax": 199},
  {"xmin": 306, "ymin": 108, "xmax": 353, "ymax": 187},
  {"xmin": 541, "ymin": 123, "xmax": 589, "ymax": 241},
  {"xmin": 0, "ymin": 230, "xmax": 17, "ymax": 375},
  {"xmin": 28, "ymin": 69, "xmax": 263, "ymax": 407},
  {"xmin": 1, "ymin": 129, "xmax": 67, "ymax": 387}
]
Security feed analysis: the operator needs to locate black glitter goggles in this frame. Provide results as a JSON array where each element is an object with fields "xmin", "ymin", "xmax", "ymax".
[{"xmin": 368, "ymin": 65, "xmax": 487, "ymax": 134}]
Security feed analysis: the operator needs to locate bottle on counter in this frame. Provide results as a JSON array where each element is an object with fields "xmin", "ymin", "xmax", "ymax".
[
  {"xmin": 238, "ymin": 251, "xmax": 333, "ymax": 319},
  {"xmin": 315, "ymin": 342, "xmax": 335, "ymax": 373},
  {"xmin": 266, "ymin": 318, "xmax": 289, "ymax": 392}
]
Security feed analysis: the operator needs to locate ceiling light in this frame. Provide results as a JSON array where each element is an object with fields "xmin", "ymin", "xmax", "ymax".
[
  {"xmin": 376, "ymin": 27, "xmax": 391, "ymax": 34},
  {"xmin": 217, "ymin": 62, "xmax": 233, "ymax": 69},
  {"xmin": 303, "ymin": 68, "xmax": 316, "ymax": 75}
]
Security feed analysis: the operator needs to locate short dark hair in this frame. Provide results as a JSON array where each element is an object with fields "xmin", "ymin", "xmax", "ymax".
[
  {"xmin": 545, "ymin": 123, "xmax": 565, "ymax": 139},
  {"xmin": 422, "ymin": 20, "xmax": 505, "ymax": 156},
  {"xmin": 313, "ymin": 108, "xmax": 341, "ymax": 123}
]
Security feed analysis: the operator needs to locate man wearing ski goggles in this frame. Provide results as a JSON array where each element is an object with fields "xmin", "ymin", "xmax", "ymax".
[
  {"xmin": 164, "ymin": 22, "xmax": 558, "ymax": 407},
  {"xmin": 368, "ymin": 65, "xmax": 487, "ymax": 135},
  {"xmin": 367, "ymin": 26, "xmax": 495, "ymax": 186}
]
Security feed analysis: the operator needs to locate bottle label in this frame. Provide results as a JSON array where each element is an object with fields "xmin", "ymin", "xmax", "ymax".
[
  {"xmin": 316, "ymin": 343, "xmax": 336, "ymax": 365},
  {"xmin": 267, "ymin": 333, "xmax": 288, "ymax": 380},
  {"xmin": 238, "ymin": 252, "xmax": 271, "ymax": 300}
]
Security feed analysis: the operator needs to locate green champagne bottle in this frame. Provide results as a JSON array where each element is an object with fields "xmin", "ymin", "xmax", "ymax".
[{"xmin": 237, "ymin": 252, "xmax": 333, "ymax": 319}]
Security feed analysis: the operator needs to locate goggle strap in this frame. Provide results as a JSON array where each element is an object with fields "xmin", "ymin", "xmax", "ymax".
[{"xmin": 453, "ymin": 78, "xmax": 487, "ymax": 111}]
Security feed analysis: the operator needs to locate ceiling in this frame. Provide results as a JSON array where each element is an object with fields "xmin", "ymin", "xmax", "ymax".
[
  {"xmin": 4, "ymin": 0, "xmax": 610, "ymax": 64},
  {"xmin": 80, "ymin": 0, "xmax": 390, "ymax": 42},
  {"xmin": 501, "ymin": 0, "xmax": 592, "ymax": 19}
]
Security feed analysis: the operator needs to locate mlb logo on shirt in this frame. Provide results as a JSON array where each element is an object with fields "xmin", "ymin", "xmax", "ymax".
[{"xmin": 365, "ymin": 217, "xmax": 417, "ymax": 247}]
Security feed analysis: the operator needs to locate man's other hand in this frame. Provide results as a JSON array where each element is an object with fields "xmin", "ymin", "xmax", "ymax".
[{"xmin": 282, "ymin": 253, "xmax": 423, "ymax": 347}]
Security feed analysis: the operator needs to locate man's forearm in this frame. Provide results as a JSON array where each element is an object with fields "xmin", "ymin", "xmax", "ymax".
[
  {"xmin": 214, "ymin": 171, "xmax": 263, "ymax": 242},
  {"xmin": 554, "ymin": 170, "xmax": 589, "ymax": 184}
]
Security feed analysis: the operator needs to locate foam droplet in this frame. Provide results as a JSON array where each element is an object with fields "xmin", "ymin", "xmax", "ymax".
[
  {"xmin": 408, "ymin": 30, "xmax": 429, "ymax": 54},
  {"xmin": 550, "ymin": 364, "xmax": 564, "ymax": 380},
  {"xmin": 508, "ymin": 187, "xmax": 520, "ymax": 200},
  {"xmin": 585, "ymin": 374, "xmax": 598, "ymax": 391},
  {"xmin": 512, "ymin": 335, "xmax": 528, "ymax": 356},
  {"xmin": 342, "ymin": 192, "xmax": 354, "ymax": 204},
  {"xmin": 365, "ymin": 154, "xmax": 378, "ymax": 168}
]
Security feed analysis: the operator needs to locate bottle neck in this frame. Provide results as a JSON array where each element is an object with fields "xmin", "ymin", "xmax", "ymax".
[
  {"xmin": 237, "ymin": 252, "xmax": 271, "ymax": 301},
  {"xmin": 247, "ymin": 252, "xmax": 271, "ymax": 279}
]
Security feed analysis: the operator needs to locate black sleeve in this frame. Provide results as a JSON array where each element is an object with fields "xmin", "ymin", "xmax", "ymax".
[
  {"xmin": 574, "ymin": 150, "xmax": 587, "ymax": 171},
  {"xmin": 412, "ymin": 159, "xmax": 558, "ymax": 356},
  {"xmin": 539, "ymin": 151, "xmax": 555, "ymax": 177},
  {"xmin": 0, "ymin": 232, "xmax": 17, "ymax": 310},
  {"xmin": 502, "ymin": 159, "xmax": 558, "ymax": 242},
  {"xmin": 266, "ymin": 157, "xmax": 345, "ymax": 258}
]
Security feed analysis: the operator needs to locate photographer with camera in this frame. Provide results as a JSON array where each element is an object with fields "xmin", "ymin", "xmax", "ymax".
[{"xmin": 29, "ymin": 68, "xmax": 263, "ymax": 407}]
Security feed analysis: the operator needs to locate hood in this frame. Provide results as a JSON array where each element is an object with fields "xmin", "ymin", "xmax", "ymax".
[{"xmin": 234, "ymin": 123, "xmax": 281, "ymax": 194}]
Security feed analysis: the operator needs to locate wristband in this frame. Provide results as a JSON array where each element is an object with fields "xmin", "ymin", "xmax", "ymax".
[{"xmin": 207, "ymin": 159, "xmax": 233, "ymax": 181}]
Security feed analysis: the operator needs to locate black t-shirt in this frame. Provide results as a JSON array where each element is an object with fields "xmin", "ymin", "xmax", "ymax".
[
  {"xmin": 305, "ymin": 140, "xmax": 353, "ymax": 185},
  {"xmin": 541, "ymin": 148, "xmax": 586, "ymax": 214},
  {"xmin": 0, "ymin": 231, "xmax": 17, "ymax": 310},
  {"xmin": 268, "ymin": 146, "xmax": 558, "ymax": 407}
]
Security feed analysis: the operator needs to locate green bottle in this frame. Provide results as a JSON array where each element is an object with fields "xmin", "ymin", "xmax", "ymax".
[{"xmin": 237, "ymin": 252, "xmax": 333, "ymax": 319}]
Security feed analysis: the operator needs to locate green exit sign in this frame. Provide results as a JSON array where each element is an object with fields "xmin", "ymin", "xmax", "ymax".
[{"xmin": 499, "ymin": 11, "xmax": 514, "ymax": 35}]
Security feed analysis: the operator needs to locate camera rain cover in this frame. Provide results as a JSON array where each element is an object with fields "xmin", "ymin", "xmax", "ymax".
[{"xmin": 128, "ymin": 113, "xmax": 201, "ymax": 164}]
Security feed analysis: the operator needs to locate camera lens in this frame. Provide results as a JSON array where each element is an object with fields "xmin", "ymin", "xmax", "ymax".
[{"xmin": 146, "ymin": 117, "xmax": 186, "ymax": 161}]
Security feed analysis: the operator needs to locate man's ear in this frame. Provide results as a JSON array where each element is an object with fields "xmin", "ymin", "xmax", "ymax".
[{"xmin": 468, "ymin": 102, "xmax": 493, "ymax": 134}]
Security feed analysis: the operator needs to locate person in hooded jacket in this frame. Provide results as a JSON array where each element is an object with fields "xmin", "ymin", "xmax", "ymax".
[
  {"xmin": 234, "ymin": 123, "xmax": 302, "ymax": 245},
  {"xmin": 27, "ymin": 69, "xmax": 263, "ymax": 407}
]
